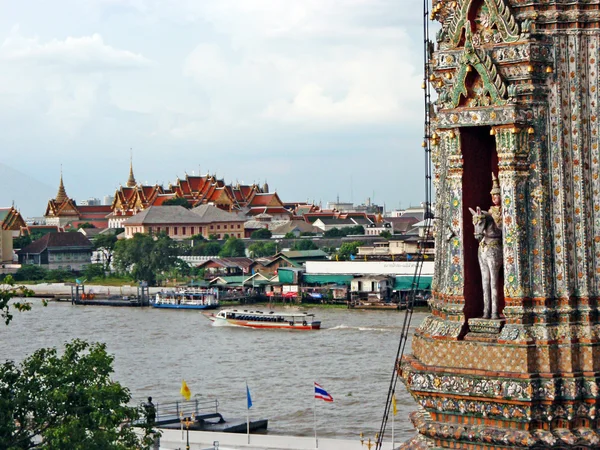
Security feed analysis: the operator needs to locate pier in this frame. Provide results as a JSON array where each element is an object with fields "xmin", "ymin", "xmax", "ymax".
[{"xmin": 154, "ymin": 429, "xmax": 397, "ymax": 450}]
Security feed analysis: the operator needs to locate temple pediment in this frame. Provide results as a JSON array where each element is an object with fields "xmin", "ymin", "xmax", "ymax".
[
  {"xmin": 439, "ymin": 27, "xmax": 510, "ymax": 110},
  {"xmin": 446, "ymin": 0, "xmax": 520, "ymax": 49}
]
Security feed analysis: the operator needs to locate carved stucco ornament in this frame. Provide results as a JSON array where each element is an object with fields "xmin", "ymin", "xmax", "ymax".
[
  {"xmin": 448, "ymin": 27, "xmax": 508, "ymax": 108},
  {"xmin": 447, "ymin": 0, "xmax": 520, "ymax": 48}
]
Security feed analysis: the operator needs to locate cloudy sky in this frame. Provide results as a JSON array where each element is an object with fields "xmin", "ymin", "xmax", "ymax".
[{"xmin": 0, "ymin": 0, "xmax": 426, "ymax": 217}]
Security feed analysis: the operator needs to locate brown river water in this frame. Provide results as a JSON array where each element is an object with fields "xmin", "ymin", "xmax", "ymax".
[{"xmin": 0, "ymin": 299, "xmax": 427, "ymax": 442}]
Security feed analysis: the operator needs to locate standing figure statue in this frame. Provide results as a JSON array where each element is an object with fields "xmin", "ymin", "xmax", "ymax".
[{"xmin": 469, "ymin": 173, "xmax": 503, "ymax": 320}]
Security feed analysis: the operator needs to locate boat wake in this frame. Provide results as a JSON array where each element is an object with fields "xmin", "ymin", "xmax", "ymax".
[{"xmin": 327, "ymin": 324, "xmax": 397, "ymax": 332}]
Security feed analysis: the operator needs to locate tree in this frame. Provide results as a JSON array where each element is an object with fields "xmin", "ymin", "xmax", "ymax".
[
  {"xmin": 93, "ymin": 232, "xmax": 120, "ymax": 272},
  {"xmin": 348, "ymin": 225, "xmax": 365, "ymax": 235},
  {"xmin": 247, "ymin": 242, "xmax": 277, "ymax": 257},
  {"xmin": 191, "ymin": 240, "xmax": 222, "ymax": 256},
  {"xmin": 13, "ymin": 265, "xmax": 47, "ymax": 281},
  {"xmin": 0, "ymin": 339, "xmax": 155, "ymax": 449},
  {"xmin": 83, "ymin": 263, "xmax": 106, "ymax": 280},
  {"xmin": 324, "ymin": 225, "xmax": 365, "ymax": 238},
  {"xmin": 219, "ymin": 236, "xmax": 246, "ymax": 257},
  {"xmin": 336, "ymin": 241, "xmax": 364, "ymax": 261},
  {"xmin": 292, "ymin": 240, "xmax": 318, "ymax": 251},
  {"xmin": 283, "ymin": 232, "xmax": 296, "ymax": 239},
  {"xmin": 0, "ymin": 275, "xmax": 35, "ymax": 326},
  {"xmin": 379, "ymin": 230, "xmax": 392, "ymax": 239},
  {"xmin": 323, "ymin": 227, "xmax": 345, "ymax": 238},
  {"xmin": 113, "ymin": 233, "xmax": 180, "ymax": 285},
  {"xmin": 162, "ymin": 197, "xmax": 191, "ymax": 208},
  {"xmin": 44, "ymin": 269, "xmax": 73, "ymax": 283},
  {"xmin": 79, "ymin": 222, "xmax": 96, "ymax": 229},
  {"xmin": 250, "ymin": 228, "xmax": 272, "ymax": 239}
]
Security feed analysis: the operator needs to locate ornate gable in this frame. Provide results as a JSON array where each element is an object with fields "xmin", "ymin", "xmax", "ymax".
[
  {"xmin": 446, "ymin": 27, "xmax": 509, "ymax": 108},
  {"xmin": 446, "ymin": 0, "xmax": 519, "ymax": 49}
]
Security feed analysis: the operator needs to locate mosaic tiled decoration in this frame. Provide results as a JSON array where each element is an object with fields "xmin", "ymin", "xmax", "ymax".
[{"xmin": 402, "ymin": 0, "xmax": 600, "ymax": 448}]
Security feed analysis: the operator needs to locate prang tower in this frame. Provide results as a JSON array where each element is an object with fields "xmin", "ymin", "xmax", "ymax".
[{"xmin": 401, "ymin": 0, "xmax": 600, "ymax": 448}]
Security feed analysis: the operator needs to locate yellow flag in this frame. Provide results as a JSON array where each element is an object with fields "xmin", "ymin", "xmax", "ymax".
[
  {"xmin": 392, "ymin": 394, "xmax": 397, "ymax": 416},
  {"xmin": 336, "ymin": 254, "xmax": 339, "ymax": 261},
  {"xmin": 181, "ymin": 380, "xmax": 191, "ymax": 401}
]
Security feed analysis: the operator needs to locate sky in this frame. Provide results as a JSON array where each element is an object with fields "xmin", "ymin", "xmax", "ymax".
[{"xmin": 0, "ymin": 0, "xmax": 427, "ymax": 218}]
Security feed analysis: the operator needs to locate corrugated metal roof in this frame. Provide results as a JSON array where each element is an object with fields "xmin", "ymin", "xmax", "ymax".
[
  {"xmin": 302, "ymin": 274, "xmax": 354, "ymax": 285},
  {"xmin": 393, "ymin": 275, "xmax": 432, "ymax": 290}
]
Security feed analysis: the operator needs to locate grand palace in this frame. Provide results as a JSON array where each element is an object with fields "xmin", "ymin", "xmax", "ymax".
[{"xmin": 43, "ymin": 161, "xmax": 295, "ymax": 230}]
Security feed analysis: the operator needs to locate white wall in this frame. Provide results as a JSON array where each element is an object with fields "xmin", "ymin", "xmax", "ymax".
[{"xmin": 305, "ymin": 261, "xmax": 434, "ymax": 276}]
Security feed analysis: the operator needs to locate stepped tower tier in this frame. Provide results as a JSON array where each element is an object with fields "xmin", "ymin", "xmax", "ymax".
[{"xmin": 401, "ymin": 0, "xmax": 600, "ymax": 448}]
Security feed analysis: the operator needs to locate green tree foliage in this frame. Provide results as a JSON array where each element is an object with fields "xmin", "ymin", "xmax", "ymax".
[
  {"xmin": 161, "ymin": 197, "xmax": 191, "ymax": 208},
  {"xmin": 93, "ymin": 233, "xmax": 119, "ymax": 271},
  {"xmin": 13, "ymin": 265, "xmax": 47, "ymax": 281},
  {"xmin": 250, "ymin": 228, "xmax": 272, "ymax": 239},
  {"xmin": 83, "ymin": 263, "xmax": 106, "ymax": 280},
  {"xmin": 113, "ymin": 233, "xmax": 180, "ymax": 285},
  {"xmin": 300, "ymin": 231, "xmax": 317, "ymax": 237},
  {"xmin": 0, "ymin": 339, "xmax": 155, "ymax": 449},
  {"xmin": 0, "ymin": 275, "xmax": 35, "ymax": 326},
  {"xmin": 336, "ymin": 241, "xmax": 364, "ymax": 261},
  {"xmin": 190, "ymin": 233, "xmax": 205, "ymax": 243},
  {"xmin": 247, "ymin": 242, "xmax": 277, "ymax": 258},
  {"xmin": 283, "ymin": 232, "xmax": 296, "ymax": 239},
  {"xmin": 379, "ymin": 230, "xmax": 392, "ymax": 239},
  {"xmin": 191, "ymin": 240, "xmax": 222, "ymax": 256},
  {"xmin": 324, "ymin": 226, "xmax": 365, "ymax": 238},
  {"xmin": 291, "ymin": 240, "xmax": 318, "ymax": 251},
  {"xmin": 219, "ymin": 236, "xmax": 246, "ymax": 257},
  {"xmin": 44, "ymin": 269, "xmax": 73, "ymax": 283},
  {"xmin": 78, "ymin": 222, "xmax": 96, "ymax": 229}
]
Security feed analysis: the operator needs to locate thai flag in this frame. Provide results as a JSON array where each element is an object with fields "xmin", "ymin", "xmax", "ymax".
[{"xmin": 314, "ymin": 382, "xmax": 333, "ymax": 402}]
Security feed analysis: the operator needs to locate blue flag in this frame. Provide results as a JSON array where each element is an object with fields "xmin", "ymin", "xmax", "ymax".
[
  {"xmin": 246, "ymin": 384, "xmax": 253, "ymax": 409},
  {"xmin": 75, "ymin": 278, "xmax": 82, "ymax": 285},
  {"xmin": 406, "ymin": 254, "xmax": 412, "ymax": 260},
  {"xmin": 350, "ymin": 254, "xmax": 356, "ymax": 260}
]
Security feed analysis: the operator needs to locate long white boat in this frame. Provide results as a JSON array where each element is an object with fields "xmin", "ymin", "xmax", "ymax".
[
  {"xmin": 152, "ymin": 288, "xmax": 219, "ymax": 310},
  {"xmin": 205, "ymin": 309, "xmax": 321, "ymax": 330}
]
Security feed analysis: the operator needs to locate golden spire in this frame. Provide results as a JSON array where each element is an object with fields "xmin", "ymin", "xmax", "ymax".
[
  {"xmin": 126, "ymin": 149, "xmax": 136, "ymax": 187},
  {"xmin": 55, "ymin": 166, "xmax": 68, "ymax": 203}
]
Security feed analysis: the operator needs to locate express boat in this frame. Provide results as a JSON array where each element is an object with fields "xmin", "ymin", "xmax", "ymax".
[
  {"xmin": 152, "ymin": 288, "xmax": 219, "ymax": 310},
  {"xmin": 206, "ymin": 309, "xmax": 321, "ymax": 330}
]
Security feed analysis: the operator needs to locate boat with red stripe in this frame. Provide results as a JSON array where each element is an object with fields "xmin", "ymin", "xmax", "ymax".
[{"xmin": 205, "ymin": 309, "xmax": 321, "ymax": 330}]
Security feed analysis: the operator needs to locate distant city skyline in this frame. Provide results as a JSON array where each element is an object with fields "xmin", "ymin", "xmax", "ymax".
[{"xmin": 0, "ymin": 0, "xmax": 427, "ymax": 217}]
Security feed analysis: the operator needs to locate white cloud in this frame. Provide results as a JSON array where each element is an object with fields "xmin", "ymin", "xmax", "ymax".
[
  {"xmin": 0, "ymin": 27, "xmax": 152, "ymax": 70},
  {"xmin": 0, "ymin": 0, "xmax": 428, "ymax": 216}
]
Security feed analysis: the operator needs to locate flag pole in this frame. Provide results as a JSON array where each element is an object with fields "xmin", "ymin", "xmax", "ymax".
[
  {"xmin": 313, "ymin": 390, "xmax": 318, "ymax": 449},
  {"xmin": 392, "ymin": 409, "xmax": 395, "ymax": 450},
  {"xmin": 246, "ymin": 381, "xmax": 250, "ymax": 445}
]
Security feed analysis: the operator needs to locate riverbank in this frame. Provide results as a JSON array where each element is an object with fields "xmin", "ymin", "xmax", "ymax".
[{"xmin": 10, "ymin": 283, "xmax": 162, "ymax": 299}]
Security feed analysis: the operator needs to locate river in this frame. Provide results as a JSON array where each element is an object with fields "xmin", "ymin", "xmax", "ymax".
[{"xmin": 0, "ymin": 299, "xmax": 426, "ymax": 443}]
